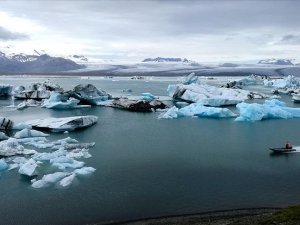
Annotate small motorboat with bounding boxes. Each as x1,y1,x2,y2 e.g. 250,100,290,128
269,147,296,153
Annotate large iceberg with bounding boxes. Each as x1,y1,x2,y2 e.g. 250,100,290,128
235,99,300,121
111,98,167,112
24,115,98,132
222,75,267,89
67,84,112,105
264,75,300,89
168,74,265,107
159,103,237,119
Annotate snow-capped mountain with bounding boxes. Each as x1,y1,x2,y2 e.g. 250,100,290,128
142,57,200,65
258,58,294,66
0,48,85,73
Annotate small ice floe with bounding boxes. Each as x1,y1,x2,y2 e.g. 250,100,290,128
31,172,70,188
0,138,37,157
50,156,84,170
0,132,9,140
59,173,76,187
0,159,8,171
159,104,237,119
14,128,49,139
24,115,98,132
17,99,39,110
18,159,38,176
235,99,300,122
141,92,157,101
74,167,96,176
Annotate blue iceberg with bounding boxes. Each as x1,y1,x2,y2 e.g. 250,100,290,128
159,103,237,119
235,99,300,121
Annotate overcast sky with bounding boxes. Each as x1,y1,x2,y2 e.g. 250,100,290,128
0,0,300,63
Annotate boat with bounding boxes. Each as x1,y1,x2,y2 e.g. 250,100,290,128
269,147,296,153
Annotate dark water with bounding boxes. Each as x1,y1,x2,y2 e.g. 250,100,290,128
1,77,300,225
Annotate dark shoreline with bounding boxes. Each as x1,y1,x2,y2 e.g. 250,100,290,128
90,205,300,225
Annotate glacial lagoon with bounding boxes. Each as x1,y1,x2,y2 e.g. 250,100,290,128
1,76,300,225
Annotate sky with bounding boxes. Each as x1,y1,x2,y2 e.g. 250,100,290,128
0,0,300,63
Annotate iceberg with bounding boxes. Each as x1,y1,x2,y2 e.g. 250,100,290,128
235,99,300,121
18,159,38,176
17,99,39,110
141,92,157,100
159,104,237,119
222,75,266,89
0,117,14,130
264,75,300,88
68,84,112,105
0,159,8,171
74,167,96,176
181,72,198,85
42,92,90,109
50,156,84,170
24,115,98,132
59,173,76,187
0,132,8,140
14,128,49,139
0,138,37,157
0,84,13,96
111,98,167,112
31,172,70,188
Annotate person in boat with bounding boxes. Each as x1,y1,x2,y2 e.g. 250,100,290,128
285,141,292,149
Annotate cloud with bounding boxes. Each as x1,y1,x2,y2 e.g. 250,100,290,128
277,34,300,45
0,26,28,41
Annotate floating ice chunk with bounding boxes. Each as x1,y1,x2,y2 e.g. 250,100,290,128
50,156,84,170
24,115,98,132
59,173,76,187
0,159,8,171
0,132,8,140
74,167,96,176
32,172,70,188
17,99,39,110
12,123,32,130
67,148,92,159
159,104,237,119
52,137,78,145
0,138,37,157
33,149,67,161
0,84,13,96
51,142,95,150
14,128,49,139
16,137,53,149
96,100,113,107
181,72,198,85
264,75,300,88
18,159,38,176
141,92,157,100
0,117,14,129
235,99,300,122
42,92,90,109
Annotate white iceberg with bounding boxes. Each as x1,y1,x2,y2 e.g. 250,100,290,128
0,132,8,140
50,156,84,170
264,75,300,88
181,72,198,85
14,128,49,139
0,159,8,171
59,173,76,187
74,167,96,175
31,172,70,188
18,159,38,176
235,99,300,122
159,104,237,119
141,92,157,100
24,115,98,132
0,138,37,157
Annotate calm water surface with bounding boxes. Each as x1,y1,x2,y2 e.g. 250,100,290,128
1,76,300,225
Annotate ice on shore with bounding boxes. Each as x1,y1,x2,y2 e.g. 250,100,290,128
18,159,38,176
235,99,300,121
24,115,98,132
14,128,49,139
159,104,237,119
